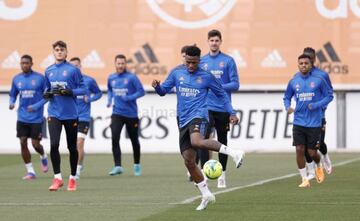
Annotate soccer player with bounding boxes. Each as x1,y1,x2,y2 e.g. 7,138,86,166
69,57,102,179
9,55,48,180
44,41,86,191
283,54,333,188
200,29,239,188
302,47,333,178
152,45,244,210
107,54,145,176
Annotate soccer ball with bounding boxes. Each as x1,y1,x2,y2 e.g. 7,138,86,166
203,159,223,180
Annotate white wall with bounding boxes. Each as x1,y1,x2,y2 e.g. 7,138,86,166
346,93,360,149
0,93,339,153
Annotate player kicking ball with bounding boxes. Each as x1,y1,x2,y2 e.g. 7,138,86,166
152,45,245,210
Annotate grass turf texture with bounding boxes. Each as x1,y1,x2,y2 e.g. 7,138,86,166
0,153,359,221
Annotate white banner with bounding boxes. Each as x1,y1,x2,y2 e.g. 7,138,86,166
346,93,360,149
0,93,339,153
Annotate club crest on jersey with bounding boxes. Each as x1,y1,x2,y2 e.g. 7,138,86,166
49,72,54,77
295,83,300,91
123,79,129,84
17,82,22,88
310,82,315,88
203,63,208,70
111,80,116,86
31,80,36,86
179,76,185,84
196,76,202,84
63,70,68,76
219,61,225,68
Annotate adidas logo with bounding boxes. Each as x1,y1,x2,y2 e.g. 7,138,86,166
40,54,55,69
229,49,246,68
261,49,287,68
127,43,167,75
82,50,105,68
316,42,348,74
1,51,20,69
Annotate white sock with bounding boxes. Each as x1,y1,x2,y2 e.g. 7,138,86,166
306,162,315,174
196,180,212,196
298,167,307,179
54,173,62,180
219,144,235,158
40,152,47,159
219,171,226,179
25,163,35,174
76,165,82,175
69,175,76,180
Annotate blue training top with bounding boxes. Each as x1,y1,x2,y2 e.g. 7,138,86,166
44,61,86,120
107,71,145,118
283,70,333,127
9,71,46,123
76,74,102,122
200,52,239,112
155,67,234,128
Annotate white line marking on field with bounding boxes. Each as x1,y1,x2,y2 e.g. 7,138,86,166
178,157,360,204
0,202,166,206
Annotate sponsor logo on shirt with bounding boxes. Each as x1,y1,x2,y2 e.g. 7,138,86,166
179,86,200,97
113,88,128,96
20,90,35,98
296,92,315,101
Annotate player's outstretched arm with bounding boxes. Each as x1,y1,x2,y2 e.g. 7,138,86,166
152,71,176,96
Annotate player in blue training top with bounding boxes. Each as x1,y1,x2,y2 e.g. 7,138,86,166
152,45,244,211
200,29,240,188
283,54,333,188
9,54,49,180
43,41,86,191
107,54,145,177
302,47,334,178
70,57,102,180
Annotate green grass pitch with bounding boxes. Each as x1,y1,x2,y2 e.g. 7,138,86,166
0,153,359,221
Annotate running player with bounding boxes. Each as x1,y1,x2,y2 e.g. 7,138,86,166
152,45,244,210
44,41,86,191
69,57,102,179
200,29,239,188
107,54,145,176
9,54,48,180
283,54,333,188
302,47,333,178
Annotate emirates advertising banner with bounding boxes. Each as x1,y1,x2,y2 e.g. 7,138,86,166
1,0,360,87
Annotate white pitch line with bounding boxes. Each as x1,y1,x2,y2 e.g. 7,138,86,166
178,157,360,204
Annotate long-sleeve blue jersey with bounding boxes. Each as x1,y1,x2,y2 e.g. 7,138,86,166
107,71,145,118
76,74,102,122
310,67,333,119
200,52,239,112
283,70,333,127
155,67,234,128
45,61,86,120
9,71,45,123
